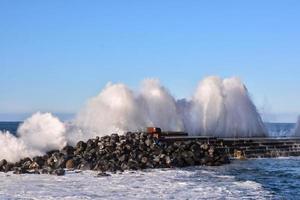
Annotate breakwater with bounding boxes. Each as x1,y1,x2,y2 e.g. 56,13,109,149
0,132,229,176
222,137,300,159
1,129,300,176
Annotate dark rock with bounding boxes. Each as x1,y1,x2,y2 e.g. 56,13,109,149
61,146,75,156
47,150,59,156
33,156,45,167
13,167,29,174
78,162,92,170
5,132,230,175
0,159,7,171
53,168,65,176
41,167,53,174
4,163,13,173
97,172,111,177
76,141,87,152
141,157,148,164
118,154,127,162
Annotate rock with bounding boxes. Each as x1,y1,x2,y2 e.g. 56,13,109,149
47,150,59,157
118,154,127,162
3,163,13,173
121,163,129,171
53,168,65,176
111,133,119,142
141,157,148,164
0,159,7,171
13,167,29,174
29,162,40,170
33,156,45,167
76,141,87,152
165,156,171,165
31,169,41,174
41,167,53,174
97,172,111,177
208,147,215,157
200,143,209,150
78,162,91,170
61,146,75,156
66,159,75,169
145,139,152,147
5,132,230,175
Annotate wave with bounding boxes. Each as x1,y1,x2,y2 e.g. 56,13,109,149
0,76,268,162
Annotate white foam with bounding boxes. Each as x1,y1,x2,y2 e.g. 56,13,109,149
182,76,266,137
18,112,67,152
0,131,38,162
0,112,67,162
0,168,272,199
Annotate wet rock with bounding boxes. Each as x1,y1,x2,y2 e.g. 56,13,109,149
13,167,29,174
53,168,65,176
4,132,230,175
97,172,111,177
66,159,75,169
0,159,7,171
29,162,40,170
78,161,92,170
76,141,87,153
61,146,75,156
33,156,45,167
41,167,53,174
141,157,148,164
145,139,152,147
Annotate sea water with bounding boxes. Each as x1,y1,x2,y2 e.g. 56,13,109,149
0,122,299,199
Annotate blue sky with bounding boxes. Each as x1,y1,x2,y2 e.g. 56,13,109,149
1,1,300,122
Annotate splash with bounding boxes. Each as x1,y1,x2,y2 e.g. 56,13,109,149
186,77,266,137
18,112,67,151
73,76,266,138
0,76,267,162
72,79,184,143
0,112,67,162
0,131,37,162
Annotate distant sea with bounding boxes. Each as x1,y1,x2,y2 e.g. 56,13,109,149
0,121,296,137
0,121,21,134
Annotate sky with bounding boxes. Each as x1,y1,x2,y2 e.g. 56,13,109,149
0,1,300,122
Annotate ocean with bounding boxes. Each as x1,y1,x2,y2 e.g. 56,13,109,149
0,122,299,199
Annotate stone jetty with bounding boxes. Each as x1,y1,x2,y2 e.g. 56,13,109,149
0,132,230,176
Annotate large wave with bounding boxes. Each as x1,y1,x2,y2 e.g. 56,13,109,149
0,112,67,162
0,76,268,162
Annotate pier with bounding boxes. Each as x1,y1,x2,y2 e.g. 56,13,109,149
147,128,300,159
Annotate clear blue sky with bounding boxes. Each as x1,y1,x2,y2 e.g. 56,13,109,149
1,1,300,122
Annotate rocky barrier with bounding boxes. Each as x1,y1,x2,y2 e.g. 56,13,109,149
0,132,230,176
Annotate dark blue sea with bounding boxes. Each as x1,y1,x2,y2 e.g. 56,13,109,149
0,122,299,199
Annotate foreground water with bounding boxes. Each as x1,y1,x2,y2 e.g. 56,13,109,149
0,158,299,199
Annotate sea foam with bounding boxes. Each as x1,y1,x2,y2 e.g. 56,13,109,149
0,112,67,162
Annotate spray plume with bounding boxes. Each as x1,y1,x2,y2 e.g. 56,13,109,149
0,76,267,162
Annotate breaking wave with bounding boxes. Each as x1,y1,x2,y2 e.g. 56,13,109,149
0,76,268,162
